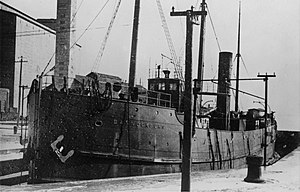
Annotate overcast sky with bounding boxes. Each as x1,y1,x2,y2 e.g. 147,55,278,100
2,0,300,131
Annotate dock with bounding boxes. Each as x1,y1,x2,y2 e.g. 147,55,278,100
1,146,299,191
0,121,28,185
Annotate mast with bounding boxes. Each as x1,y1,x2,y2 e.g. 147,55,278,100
197,0,207,108
235,1,241,112
193,0,207,133
128,0,141,90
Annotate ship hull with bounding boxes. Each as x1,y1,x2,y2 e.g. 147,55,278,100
25,89,276,183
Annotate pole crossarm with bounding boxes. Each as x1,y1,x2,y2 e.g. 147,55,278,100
170,6,206,17
195,77,266,82
257,73,276,79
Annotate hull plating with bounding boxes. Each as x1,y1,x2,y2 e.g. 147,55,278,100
26,90,276,182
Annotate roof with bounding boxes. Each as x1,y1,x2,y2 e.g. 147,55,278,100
0,1,55,34
74,72,122,85
86,72,122,82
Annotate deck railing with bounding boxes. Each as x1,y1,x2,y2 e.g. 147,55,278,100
40,75,172,108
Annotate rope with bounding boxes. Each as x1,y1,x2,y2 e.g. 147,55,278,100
206,4,221,52
233,53,250,77
92,0,122,72
241,55,250,76
71,0,111,50
71,0,85,23
41,0,111,76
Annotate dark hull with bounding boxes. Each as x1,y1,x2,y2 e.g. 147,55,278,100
26,89,276,183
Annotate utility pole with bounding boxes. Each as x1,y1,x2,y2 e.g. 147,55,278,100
15,56,28,129
171,6,206,192
257,72,276,167
20,85,29,144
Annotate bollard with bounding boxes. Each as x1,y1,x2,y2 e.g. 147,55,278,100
244,155,264,183
13,125,18,134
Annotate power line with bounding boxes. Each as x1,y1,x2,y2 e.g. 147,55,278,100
6,24,129,38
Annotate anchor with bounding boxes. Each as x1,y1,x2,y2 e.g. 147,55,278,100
50,135,74,163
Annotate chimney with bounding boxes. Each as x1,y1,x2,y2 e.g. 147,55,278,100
163,70,170,78
54,0,77,90
216,51,233,130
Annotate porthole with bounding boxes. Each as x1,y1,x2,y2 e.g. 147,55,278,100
95,120,103,127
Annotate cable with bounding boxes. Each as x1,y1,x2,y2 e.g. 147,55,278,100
206,4,221,52
241,55,250,76
71,0,85,23
70,0,111,50
92,0,122,72
41,0,112,76
211,81,264,100
233,54,250,77
10,25,130,38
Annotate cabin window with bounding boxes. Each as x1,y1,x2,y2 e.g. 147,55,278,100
158,83,165,90
149,83,155,90
255,120,260,129
170,83,177,90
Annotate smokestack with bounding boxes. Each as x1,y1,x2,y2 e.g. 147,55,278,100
54,0,77,90
163,70,170,78
216,51,233,130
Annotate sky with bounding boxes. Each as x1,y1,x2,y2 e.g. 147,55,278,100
2,0,300,131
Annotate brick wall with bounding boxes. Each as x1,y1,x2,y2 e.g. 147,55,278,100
54,0,77,90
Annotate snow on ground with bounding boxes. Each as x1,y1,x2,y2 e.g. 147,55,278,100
1,147,299,192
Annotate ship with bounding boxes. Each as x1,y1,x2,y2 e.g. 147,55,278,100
24,0,277,183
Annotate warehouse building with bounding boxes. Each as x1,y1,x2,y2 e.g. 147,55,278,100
0,1,56,112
